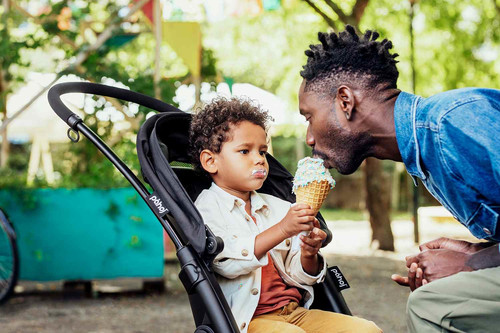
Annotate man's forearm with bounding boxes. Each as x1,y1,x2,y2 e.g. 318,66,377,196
467,243,500,270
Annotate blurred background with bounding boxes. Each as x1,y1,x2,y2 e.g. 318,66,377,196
0,0,498,332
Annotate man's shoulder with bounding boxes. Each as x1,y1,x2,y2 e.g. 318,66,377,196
418,88,500,125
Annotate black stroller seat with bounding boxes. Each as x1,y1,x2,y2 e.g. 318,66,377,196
48,82,350,333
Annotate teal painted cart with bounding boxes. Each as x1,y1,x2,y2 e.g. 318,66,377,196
0,188,163,289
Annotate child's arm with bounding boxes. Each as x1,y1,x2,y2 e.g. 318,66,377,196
254,203,316,259
299,218,327,275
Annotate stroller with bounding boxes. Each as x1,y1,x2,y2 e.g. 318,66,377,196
48,82,351,333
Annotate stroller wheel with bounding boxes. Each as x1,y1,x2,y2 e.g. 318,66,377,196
194,325,215,333
0,209,19,304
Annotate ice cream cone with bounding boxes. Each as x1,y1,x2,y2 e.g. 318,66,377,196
294,180,331,213
292,157,336,213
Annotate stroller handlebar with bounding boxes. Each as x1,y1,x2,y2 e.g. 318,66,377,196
48,82,179,127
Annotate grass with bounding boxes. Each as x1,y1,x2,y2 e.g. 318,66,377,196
320,208,412,221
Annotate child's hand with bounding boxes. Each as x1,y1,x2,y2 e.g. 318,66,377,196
300,218,327,258
278,203,316,238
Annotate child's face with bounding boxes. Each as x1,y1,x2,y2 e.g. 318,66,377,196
211,121,269,196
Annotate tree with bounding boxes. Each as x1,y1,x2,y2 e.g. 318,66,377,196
0,0,185,187
0,1,42,167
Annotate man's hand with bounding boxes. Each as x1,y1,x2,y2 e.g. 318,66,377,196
391,263,427,291
278,204,316,238
392,248,473,291
404,237,481,270
300,218,327,275
418,237,481,254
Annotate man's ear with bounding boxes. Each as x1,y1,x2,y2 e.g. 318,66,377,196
200,149,218,175
336,85,355,121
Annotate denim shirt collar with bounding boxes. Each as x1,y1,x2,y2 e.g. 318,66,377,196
394,91,426,184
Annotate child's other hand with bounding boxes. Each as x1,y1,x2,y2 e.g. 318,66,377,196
278,203,316,238
300,218,327,258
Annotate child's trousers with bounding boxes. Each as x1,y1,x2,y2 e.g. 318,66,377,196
248,302,382,333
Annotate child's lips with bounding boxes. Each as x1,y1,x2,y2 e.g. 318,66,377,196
252,169,267,178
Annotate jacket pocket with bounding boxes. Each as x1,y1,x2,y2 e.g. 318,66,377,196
467,204,500,241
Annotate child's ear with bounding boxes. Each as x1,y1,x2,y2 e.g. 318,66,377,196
200,149,217,174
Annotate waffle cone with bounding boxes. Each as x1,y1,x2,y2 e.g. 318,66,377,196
295,180,331,213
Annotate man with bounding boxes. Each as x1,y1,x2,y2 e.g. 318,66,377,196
298,25,500,332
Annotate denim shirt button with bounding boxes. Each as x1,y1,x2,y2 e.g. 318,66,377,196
483,227,492,235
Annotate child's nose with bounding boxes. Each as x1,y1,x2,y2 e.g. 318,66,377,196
255,152,265,164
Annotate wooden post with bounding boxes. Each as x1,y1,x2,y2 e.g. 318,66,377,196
0,0,10,168
153,0,162,99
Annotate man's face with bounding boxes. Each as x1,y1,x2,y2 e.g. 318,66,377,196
298,80,372,175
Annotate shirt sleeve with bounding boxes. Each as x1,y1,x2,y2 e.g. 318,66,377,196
285,236,327,285
195,192,268,279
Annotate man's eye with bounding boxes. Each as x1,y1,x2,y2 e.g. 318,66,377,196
239,149,249,154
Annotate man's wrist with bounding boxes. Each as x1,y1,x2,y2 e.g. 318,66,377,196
470,241,496,253
466,244,500,270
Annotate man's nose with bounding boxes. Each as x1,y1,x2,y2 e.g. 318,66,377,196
306,126,315,147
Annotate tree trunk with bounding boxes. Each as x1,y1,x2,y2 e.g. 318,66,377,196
365,158,394,251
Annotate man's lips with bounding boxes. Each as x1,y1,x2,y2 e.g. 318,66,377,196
313,154,333,169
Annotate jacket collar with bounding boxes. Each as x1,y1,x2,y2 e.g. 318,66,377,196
394,91,426,183
209,182,269,214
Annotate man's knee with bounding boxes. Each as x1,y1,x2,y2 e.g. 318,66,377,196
406,285,444,332
407,286,426,315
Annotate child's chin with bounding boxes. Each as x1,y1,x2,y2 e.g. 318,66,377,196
249,180,266,191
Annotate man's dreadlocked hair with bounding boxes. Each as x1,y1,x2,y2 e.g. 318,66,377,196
301,25,399,96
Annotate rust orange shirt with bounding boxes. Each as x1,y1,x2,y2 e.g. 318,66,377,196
254,252,302,316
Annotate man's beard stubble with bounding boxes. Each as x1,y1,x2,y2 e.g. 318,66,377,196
313,127,373,175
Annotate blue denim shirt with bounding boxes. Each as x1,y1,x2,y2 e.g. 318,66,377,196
394,88,500,242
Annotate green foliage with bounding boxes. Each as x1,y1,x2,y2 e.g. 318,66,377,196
203,2,328,107
271,135,310,174
360,0,500,95
2,0,499,192
320,208,411,221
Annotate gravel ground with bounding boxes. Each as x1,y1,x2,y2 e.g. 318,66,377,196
0,255,409,333
1,219,474,333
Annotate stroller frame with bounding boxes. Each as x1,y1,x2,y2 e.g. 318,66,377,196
48,82,350,333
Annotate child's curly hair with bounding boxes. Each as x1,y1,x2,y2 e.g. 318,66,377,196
189,97,272,174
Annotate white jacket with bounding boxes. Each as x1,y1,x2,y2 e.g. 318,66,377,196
195,183,327,333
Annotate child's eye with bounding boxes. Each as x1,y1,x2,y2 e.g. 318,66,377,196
239,149,249,154
260,151,268,156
